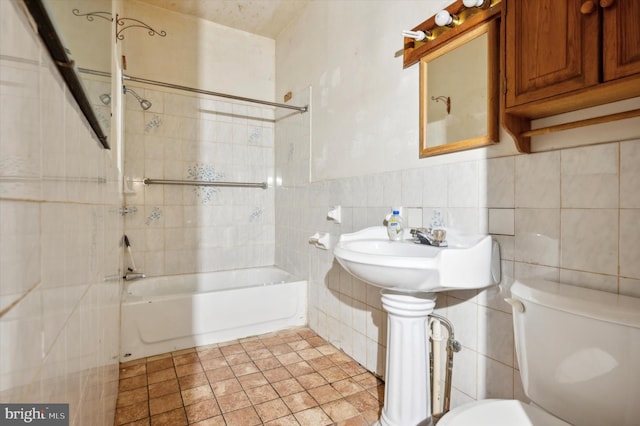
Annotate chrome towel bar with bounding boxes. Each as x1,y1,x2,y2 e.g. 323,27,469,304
143,178,267,189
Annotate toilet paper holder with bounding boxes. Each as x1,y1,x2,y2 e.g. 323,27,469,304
309,232,330,250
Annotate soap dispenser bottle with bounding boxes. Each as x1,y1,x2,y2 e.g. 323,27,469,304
387,210,404,241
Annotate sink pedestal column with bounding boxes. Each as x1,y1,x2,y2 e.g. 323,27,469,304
377,290,436,426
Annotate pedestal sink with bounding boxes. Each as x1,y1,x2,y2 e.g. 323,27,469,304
334,226,500,426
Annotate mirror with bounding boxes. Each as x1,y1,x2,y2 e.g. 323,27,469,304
24,0,111,148
419,19,499,157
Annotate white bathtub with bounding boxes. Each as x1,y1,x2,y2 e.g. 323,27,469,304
120,266,307,361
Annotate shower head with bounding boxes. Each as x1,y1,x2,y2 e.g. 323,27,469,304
124,86,152,110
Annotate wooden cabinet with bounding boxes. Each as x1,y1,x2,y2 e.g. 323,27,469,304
503,0,640,152
506,0,599,107
602,0,640,80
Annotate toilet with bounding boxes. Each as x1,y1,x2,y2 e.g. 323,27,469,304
438,278,640,426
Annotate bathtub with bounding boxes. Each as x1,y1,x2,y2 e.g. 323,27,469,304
120,266,307,361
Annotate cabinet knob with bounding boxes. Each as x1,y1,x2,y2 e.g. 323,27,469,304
600,0,615,8
580,0,596,14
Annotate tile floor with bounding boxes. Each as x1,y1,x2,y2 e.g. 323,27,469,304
114,327,385,425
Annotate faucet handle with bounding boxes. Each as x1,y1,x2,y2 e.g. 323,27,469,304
431,228,447,243
410,228,428,237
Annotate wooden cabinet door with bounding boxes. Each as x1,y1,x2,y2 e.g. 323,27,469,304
602,0,640,81
506,0,600,107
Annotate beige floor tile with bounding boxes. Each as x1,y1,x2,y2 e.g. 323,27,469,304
263,367,292,384
148,378,180,399
245,384,279,405
271,378,304,397
150,407,187,426
147,367,177,385
114,400,149,425
185,399,221,424
181,384,214,406
176,362,204,377
210,377,243,397
116,386,148,408
293,407,332,426
178,372,209,391
223,406,262,426
281,391,318,413
119,375,148,392
119,363,147,379
217,390,252,413
114,327,385,426
322,399,360,422
254,398,291,423
146,357,174,373
149,392,183,416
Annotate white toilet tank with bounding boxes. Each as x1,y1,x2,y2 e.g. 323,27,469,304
511,279,640,426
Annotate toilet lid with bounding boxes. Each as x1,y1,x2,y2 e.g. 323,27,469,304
437,399,572,426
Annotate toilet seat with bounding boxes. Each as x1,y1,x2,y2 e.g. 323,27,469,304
437,399,572,426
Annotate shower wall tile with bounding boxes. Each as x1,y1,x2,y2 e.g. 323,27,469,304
0,1,120,420
124,86,276,277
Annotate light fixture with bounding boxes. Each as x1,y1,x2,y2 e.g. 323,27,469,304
123,86,152,110
402,29,433,41
99,93,111,105
435,10,458,27
463,0,487,7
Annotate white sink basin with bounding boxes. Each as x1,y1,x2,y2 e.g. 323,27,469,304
334,226,499,293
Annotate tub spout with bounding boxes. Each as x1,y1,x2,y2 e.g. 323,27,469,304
124,272,146,281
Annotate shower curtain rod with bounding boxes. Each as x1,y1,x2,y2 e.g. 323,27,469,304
123,75,308,113
77,68,308,112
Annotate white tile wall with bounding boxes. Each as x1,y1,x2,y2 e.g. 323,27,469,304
123,87,276,276
0,1,120,423
275,94,640,405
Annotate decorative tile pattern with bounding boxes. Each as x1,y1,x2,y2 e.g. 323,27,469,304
145,207,162,226
186,163,224,204
115,327,384,425
250,207,264,222
145,114,162,133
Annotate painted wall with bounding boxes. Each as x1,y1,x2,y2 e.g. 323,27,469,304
121,0,275,101
120,1,277,276
0,1,121,424
275,0,640,410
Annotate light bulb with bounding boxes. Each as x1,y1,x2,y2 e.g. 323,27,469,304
435,10,454,27
463,0,486,7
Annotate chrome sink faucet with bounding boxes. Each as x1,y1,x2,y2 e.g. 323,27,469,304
410,228,448,247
